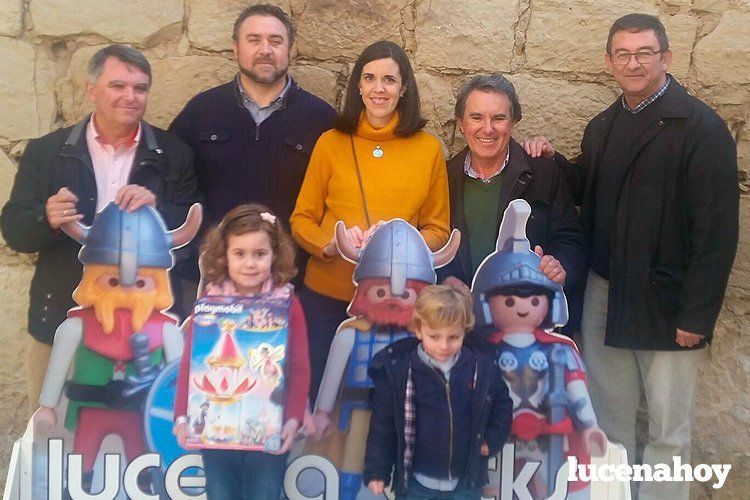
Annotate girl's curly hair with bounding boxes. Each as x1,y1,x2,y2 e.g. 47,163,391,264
200,204,296,287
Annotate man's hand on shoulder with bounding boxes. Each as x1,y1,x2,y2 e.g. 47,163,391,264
522,136,556,160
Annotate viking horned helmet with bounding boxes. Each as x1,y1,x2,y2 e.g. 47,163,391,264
335,219,460,295
62,202,203,287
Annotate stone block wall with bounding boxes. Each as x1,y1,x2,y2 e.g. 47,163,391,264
0,1,747,497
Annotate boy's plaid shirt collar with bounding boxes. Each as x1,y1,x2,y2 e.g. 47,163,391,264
403,364,416,485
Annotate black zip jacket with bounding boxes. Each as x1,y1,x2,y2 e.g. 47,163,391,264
554,77,739,349
1,116,202,343
439,138,586,333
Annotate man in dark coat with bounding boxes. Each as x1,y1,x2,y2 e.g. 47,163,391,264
523,14,738,499
0,45,202,416
169,4,335,226
168,4,335,276
438,74,585,333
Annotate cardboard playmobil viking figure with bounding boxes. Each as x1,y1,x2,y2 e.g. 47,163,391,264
311,219,459,500
471,200,605,499
34,201,202,493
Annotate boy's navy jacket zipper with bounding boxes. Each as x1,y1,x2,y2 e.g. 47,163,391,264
445,377,454,480
429,366,455,481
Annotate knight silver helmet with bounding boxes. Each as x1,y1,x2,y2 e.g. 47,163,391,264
61,202,202,287
335,219,461,296
471,199,568,330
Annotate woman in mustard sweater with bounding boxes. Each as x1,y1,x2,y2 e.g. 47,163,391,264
290,40,450,403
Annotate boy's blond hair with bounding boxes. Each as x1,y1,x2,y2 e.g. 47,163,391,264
411,285,475,332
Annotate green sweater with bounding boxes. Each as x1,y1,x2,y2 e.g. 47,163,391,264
463,175,503,276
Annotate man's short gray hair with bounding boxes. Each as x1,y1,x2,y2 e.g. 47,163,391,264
607,13,669,54
454,74,522,123
87,45,152,85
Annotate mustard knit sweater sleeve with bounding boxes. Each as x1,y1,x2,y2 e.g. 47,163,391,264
290,118,450,302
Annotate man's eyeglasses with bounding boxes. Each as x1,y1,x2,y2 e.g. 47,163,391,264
610,50,663,65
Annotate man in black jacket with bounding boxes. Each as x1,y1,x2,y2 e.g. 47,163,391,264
168,4,334,290
169,4,334,227
1,45,201,416
438,74,585,333
523,14,738,499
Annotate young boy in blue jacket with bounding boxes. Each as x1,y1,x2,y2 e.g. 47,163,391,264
364,285,512,499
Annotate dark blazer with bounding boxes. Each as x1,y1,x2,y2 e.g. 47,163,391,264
555,77,739,349
1,116,202,343
439,139,586,332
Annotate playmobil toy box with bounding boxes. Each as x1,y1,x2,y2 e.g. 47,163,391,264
185,292,291,451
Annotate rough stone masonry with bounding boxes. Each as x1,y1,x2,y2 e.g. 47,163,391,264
0,1,747,497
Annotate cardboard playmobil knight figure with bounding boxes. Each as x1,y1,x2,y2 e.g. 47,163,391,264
34,201,201,494
472,199,606,499
311,219,459,500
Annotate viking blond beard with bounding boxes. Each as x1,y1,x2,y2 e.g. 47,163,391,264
73,265,172,334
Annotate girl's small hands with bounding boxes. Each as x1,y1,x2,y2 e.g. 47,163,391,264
311,411,333,440
271,418,300,454
173,421,188,448
301,409,316,438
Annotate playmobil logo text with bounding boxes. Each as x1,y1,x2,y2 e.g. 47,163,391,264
193,302,244,315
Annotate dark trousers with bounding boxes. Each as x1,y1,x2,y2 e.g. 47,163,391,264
297,286,350,405
201,449,288,500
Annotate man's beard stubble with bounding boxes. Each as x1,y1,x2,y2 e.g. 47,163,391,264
240,64,287,86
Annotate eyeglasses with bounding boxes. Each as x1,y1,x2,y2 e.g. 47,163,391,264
610,50,663,65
